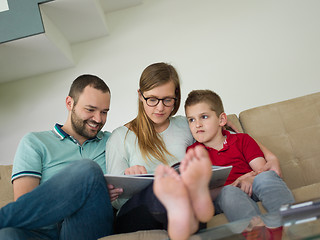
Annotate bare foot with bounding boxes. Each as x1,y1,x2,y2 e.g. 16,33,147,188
180,145,214,222
153,165,198,240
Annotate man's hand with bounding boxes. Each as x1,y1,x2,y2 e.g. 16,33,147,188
261,157,282,177
124,165,147,175
107,184,123,202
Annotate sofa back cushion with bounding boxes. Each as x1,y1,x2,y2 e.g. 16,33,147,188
239,92,320,191
0,165,14,207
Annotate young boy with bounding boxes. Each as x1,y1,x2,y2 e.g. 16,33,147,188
184,89,295,226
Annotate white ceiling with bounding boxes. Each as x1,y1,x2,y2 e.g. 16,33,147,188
0,0,142,84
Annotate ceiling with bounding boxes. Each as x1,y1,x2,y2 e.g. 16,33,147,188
0,0,142,84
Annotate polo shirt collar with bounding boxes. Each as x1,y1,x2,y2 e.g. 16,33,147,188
197,130,238,152
52,123,103,141
221,130,237,147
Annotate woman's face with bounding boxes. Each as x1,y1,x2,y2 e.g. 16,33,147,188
139,81,176,132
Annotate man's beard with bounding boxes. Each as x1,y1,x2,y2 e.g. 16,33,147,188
71,108,102,139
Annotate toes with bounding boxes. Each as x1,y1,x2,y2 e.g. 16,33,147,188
194,145,209,159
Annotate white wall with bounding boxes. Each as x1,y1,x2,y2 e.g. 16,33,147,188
1,0,319,165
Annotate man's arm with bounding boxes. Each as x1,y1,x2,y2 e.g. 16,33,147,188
227,121,282,177
225,120,282,176
255,141,282,177
13,177,40,201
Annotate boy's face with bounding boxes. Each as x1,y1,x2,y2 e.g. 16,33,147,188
186,102,226,147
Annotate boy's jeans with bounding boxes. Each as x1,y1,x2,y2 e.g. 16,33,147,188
0,159,114,240
215,170,295,227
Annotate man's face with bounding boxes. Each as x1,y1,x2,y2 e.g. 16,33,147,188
71,86,110,140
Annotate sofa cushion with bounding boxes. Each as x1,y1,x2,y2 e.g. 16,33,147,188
292,183,320,203
0,165,14,208
239,92,320,193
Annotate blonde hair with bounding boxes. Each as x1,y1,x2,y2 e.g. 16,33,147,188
184,89,224,117
128,62,181,164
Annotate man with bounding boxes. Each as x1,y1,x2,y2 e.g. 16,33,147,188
0,74,120,240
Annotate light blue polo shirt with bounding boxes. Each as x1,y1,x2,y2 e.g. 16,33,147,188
12,124,111,183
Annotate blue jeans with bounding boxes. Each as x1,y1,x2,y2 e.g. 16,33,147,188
115,183,206,233
214,171,295,227
115,183,167,233
0,159,114,240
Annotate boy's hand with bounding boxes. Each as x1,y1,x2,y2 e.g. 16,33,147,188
231,171,257,196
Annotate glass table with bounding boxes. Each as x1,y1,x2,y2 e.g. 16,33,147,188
192,200,320,240
192,217,320,240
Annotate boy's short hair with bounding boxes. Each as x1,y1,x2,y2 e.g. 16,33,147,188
184,90,224,117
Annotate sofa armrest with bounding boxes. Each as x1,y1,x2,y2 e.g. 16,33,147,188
0,165,14,207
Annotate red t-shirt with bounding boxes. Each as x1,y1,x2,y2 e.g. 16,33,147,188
187,130,264,185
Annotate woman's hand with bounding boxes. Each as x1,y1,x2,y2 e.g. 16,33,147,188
124,165,147,175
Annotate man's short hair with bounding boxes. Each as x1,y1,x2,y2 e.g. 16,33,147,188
68,74,110,105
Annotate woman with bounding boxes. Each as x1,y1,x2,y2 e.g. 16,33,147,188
106,62,282,233
106,62,195,233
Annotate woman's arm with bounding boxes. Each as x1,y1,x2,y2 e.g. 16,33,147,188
105,128,129,202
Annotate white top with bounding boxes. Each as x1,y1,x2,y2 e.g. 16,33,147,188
105,115,194,209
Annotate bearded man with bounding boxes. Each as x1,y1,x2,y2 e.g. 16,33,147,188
0,75,120,240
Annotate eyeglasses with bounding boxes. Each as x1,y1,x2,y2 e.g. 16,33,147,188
139,90,177,107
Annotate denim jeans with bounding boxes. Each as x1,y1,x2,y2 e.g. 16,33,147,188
0,159,114,240
214,171,295,227
115,183,206,233
115,183,166,233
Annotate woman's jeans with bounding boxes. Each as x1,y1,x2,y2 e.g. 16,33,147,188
115,183,207,233
214,171,295,227
0,159,114,240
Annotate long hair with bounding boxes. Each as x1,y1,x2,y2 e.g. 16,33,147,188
128,63,181,164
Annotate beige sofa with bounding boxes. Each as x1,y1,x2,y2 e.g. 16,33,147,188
1,92,320,239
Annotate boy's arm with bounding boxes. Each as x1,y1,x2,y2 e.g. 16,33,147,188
232,157,266,196
249,156,267,173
